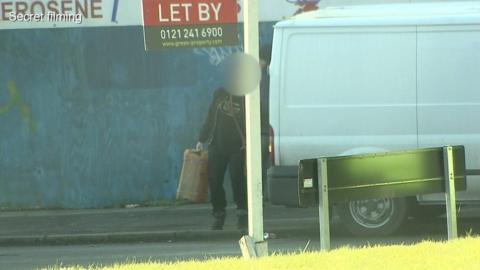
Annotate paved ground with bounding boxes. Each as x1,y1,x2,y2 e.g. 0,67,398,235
0,204,479,269
0,204,319,245
2,217,480,270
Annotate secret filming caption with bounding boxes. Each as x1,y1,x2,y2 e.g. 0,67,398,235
8,12,83,24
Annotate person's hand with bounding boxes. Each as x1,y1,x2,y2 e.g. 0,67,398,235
196,142,204,151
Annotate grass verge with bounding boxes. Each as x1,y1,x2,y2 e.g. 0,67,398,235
45,237,480,270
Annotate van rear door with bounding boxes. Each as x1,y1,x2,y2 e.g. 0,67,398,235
417,25,480,202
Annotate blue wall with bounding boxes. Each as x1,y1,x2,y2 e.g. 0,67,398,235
0,23,274,209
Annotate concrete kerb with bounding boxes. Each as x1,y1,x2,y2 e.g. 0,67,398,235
0,225,318,247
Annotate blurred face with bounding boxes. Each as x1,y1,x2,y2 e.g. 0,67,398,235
223,53,261,96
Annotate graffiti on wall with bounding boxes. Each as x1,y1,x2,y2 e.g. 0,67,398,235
193,46,243,66
0,80,36,133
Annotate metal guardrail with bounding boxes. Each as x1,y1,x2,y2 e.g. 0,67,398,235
298,145,466,251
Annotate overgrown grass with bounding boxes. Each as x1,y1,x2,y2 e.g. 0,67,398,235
44,237,480,270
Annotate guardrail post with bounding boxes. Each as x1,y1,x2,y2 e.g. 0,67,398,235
443,145,458,240
317,158,330,251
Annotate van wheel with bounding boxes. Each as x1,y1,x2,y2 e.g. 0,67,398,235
336,197,408,236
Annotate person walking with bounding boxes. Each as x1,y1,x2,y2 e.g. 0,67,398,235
197,87,247,231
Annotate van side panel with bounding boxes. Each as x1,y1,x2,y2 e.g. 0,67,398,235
417,25,480,202
278,27,417,165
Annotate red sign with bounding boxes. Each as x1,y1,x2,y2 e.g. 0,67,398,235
142,0,238,49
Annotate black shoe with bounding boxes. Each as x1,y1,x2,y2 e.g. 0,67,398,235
236,209,248,230
211,211,226,230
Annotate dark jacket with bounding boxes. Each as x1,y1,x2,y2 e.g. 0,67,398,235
199,89,246,150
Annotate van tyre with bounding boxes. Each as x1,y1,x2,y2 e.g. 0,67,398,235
336,197,408,236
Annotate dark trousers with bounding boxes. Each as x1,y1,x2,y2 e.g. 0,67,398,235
208,146,247,213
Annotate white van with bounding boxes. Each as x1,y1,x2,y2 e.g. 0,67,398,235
268,2,480,236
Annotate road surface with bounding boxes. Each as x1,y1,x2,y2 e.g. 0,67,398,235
2,215,479,270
